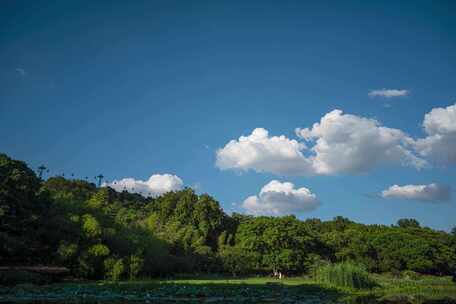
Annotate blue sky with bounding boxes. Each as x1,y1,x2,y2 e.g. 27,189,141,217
1,0,455,230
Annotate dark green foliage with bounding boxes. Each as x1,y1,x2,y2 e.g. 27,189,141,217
0,153,50,265
219,245,255,276
230,215,327,275
397,218,420,229
145,189,230,272
42,183,170,279
1,152,455,282
319,220,455,275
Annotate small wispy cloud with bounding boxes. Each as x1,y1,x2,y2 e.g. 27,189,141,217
15,68,27,77
192,182,202,191
383,103,392,108
368,89,409,98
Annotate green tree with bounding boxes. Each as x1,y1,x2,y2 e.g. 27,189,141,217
397,218,420,229
0,153,49,264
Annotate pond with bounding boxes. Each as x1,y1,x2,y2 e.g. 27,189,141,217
1,279,455,304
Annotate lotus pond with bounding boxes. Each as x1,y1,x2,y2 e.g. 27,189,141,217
1,276,455,304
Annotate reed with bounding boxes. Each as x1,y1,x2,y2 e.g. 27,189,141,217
315,262,375,289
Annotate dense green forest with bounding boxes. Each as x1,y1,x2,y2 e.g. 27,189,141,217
1,152,455,281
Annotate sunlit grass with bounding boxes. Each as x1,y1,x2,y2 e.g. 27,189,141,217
372,274,456,299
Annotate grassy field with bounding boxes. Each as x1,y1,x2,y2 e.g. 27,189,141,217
0,275,455,303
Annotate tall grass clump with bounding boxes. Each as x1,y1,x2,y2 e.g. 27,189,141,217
315,262,376,289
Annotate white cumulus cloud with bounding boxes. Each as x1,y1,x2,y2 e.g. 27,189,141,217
296,109,426,174
104,174,183,197
368,89,409,98
215,128,314,175
381,183,451,202
414,103,456,165
216,110,426,176
243,180,320,215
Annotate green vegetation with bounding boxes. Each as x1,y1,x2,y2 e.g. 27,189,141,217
1,276,455,303
1,152,456,302
315,262,376,289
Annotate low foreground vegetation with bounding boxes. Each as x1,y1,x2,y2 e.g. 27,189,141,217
1,275,455,303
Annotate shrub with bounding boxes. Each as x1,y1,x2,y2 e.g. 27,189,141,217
112,259,125,281
82,214,102,238
75,254,95,278
88,244,110,257
57,241,78,262
128,255,144,280
104,258,116,279
305,254,328,278
219,246,254,276
105,258,125,281
315,262,376,289
401,270,421,280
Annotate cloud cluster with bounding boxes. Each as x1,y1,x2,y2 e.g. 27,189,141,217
368,89,409,98
216,110,426,176
217,104,456,176
381,183,451,202
243,180,320,215
414,103,456,165
215,103,455,215
104,174,183,197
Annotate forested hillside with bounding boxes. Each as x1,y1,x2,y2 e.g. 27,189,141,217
1,153,455,280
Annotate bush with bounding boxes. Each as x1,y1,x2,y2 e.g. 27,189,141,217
57,241,78,262
306,254,328,278
315,262,376,289
88,244,110,257
104,258,125,281
128,255,144,280
219,246,254,276
401,270,421,280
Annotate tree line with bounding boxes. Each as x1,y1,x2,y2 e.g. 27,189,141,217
1,153,455,280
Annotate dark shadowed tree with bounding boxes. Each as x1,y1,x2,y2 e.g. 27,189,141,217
397,218,420,229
